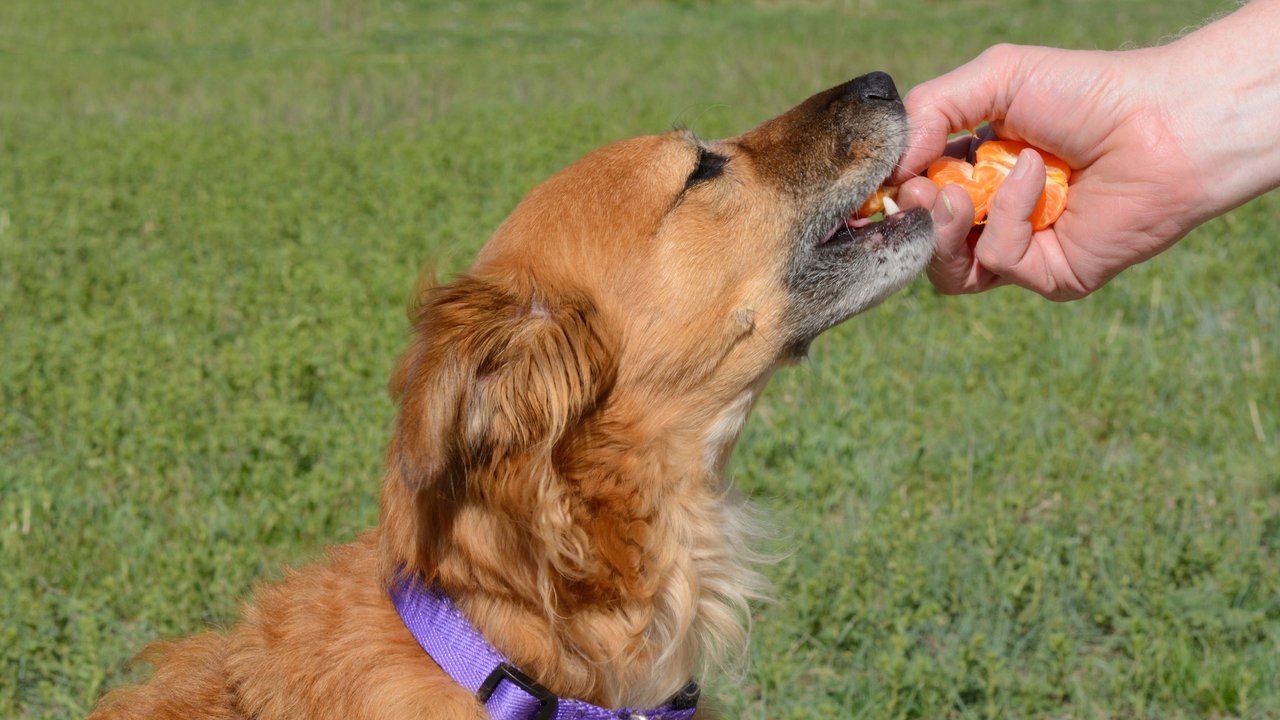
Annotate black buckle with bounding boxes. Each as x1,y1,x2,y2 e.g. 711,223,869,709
476,662,558,720
670,679,701,710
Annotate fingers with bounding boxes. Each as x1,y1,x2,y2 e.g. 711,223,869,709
970,149,1090,300
925,185,980,294
900,176,974,238
899,177,999,295
903,146,1088,300
973,149,1045,278
889,44,1029,185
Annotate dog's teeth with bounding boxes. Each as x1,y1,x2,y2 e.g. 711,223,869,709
882,195,900,216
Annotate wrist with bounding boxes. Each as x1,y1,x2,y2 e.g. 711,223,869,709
1150,1,1280,219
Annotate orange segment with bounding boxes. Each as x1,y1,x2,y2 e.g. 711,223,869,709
856,188,886,217
1031,179,1068,231
928,140,1071,231
977,140,1071,180
855,187,898,218
927,156,995,223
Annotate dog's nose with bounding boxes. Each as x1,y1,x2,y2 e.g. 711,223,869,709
851,71,900,103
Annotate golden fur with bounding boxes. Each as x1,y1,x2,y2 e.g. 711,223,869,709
90,74,933,719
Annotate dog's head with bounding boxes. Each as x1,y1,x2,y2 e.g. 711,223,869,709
379,72,932,701
477,70,930,360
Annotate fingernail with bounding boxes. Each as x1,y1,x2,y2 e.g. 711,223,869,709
1009,149,1035,180
934,189,954,225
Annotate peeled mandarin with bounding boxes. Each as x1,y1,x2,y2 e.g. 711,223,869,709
928,140,1071,231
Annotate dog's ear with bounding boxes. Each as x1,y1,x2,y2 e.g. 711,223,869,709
388,274,615,495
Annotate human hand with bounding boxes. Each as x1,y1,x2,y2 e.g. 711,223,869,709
891,44,1205,300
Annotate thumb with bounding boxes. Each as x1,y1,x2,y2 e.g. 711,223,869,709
890,44,1029,185
973,148,1045,279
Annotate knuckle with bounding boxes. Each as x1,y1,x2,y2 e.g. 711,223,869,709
902,85,924,108
980,43,1020,66
973,244,1008,274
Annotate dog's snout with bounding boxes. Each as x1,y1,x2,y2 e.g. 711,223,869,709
851,71,900,104
735,72,909,197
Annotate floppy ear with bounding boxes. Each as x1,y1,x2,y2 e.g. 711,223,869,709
388,273,615,496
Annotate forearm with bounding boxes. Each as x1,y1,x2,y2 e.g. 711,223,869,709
1152,0,1280,219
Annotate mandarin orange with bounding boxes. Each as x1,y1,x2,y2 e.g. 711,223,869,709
927,140,1071,230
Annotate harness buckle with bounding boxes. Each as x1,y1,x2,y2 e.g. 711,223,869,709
670,679,701,710
476,662,558,720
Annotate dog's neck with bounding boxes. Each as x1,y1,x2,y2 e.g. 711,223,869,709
377,387,770,708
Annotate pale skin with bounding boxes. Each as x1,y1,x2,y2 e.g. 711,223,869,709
890,0,1280,301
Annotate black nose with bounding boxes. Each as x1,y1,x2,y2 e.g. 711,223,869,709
851,71,900,103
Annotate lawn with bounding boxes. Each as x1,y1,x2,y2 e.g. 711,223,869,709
2,1,1277,718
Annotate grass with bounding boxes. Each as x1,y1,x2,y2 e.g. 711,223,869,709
2,0,1277,717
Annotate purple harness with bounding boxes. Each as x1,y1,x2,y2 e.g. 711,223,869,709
390,577,701,720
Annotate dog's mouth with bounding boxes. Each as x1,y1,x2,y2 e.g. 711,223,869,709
801,135,918,254
780,142,935,346
816,186,919,250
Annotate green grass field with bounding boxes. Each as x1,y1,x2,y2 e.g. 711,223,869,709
3,1,1278,717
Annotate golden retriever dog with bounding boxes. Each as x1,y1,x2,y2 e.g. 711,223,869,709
89,71,933,719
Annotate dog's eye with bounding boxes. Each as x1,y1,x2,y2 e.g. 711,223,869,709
685,147,728,189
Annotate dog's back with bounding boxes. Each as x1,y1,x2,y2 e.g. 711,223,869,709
91,633,238,720
90,535,486,720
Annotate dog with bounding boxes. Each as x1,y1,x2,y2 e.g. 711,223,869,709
89,71,934,719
